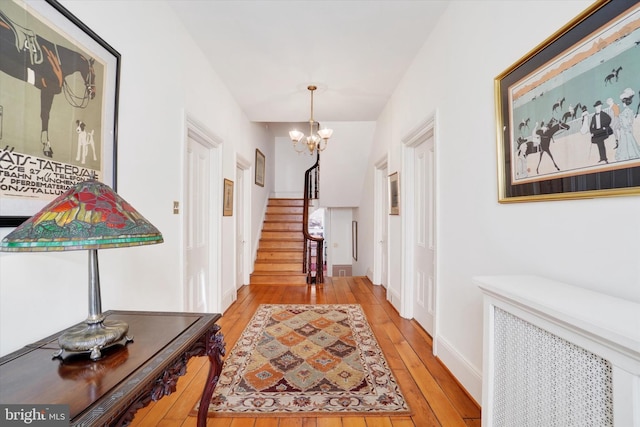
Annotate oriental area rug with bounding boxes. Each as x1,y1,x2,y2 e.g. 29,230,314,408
193,304,410,416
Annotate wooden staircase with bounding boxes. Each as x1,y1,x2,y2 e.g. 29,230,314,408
250,198,308,285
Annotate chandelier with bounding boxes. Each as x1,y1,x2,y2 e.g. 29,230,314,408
289,85,333,154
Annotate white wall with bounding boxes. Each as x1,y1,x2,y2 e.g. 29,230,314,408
0,0,272,356
274,136,316,198
273,121,375,204
319,121,376,207
357,0,640,403
327,208,354,269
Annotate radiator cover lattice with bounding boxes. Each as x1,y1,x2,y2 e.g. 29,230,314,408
493,307,614,426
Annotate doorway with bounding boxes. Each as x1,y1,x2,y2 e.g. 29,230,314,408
236,156,251,291
401,114,437,342
373,157,389,288
183,116,222,313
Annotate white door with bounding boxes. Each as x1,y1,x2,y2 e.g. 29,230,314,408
374,161,389,288
186,135,211,312
235,165,245,290
413,136,435,334
379,166,389,289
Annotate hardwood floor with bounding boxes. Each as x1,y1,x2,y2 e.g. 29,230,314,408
129,277,481,426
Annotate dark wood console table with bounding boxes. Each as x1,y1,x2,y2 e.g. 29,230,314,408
0,310,224,427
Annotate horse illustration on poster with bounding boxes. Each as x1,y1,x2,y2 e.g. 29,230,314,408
0,9,96,158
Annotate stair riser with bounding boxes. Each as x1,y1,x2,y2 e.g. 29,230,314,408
267,206,304,215
268,199,304,207
250,274,308,285
257,253,304,261
263,223,302,231
254,263,302,272
265,214,303,222
259,242,304,250
261,231,302,240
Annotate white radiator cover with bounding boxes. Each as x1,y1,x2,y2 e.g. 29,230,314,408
476,275,640,427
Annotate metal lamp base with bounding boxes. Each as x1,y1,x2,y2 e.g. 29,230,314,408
54,319,133,360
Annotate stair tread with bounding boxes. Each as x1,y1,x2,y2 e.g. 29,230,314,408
255,259,301,263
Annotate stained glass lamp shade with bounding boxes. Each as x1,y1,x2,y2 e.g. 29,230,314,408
0,178,163,360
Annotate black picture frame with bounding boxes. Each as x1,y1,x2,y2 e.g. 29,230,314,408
496,0,640,202
0,0,120,226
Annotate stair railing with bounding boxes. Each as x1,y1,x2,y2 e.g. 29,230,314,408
302,152,323,284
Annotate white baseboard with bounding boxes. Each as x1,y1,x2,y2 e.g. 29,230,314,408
435,335,482,406
366,268,375,283
222,288,236,313
388,287,402,313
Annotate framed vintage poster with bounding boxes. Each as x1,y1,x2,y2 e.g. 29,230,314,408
223,178,234,216
0,0,120,225
255,148,265,187
496,0,640,202
389,172,400,215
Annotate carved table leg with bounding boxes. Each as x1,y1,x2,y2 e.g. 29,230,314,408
197,325,225,427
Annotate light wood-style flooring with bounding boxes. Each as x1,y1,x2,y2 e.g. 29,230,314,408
129,277,481,426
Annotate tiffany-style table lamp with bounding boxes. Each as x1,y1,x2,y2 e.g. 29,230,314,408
0,178,163,360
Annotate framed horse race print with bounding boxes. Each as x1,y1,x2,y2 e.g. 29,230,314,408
496,0,640,202
0,0,120,226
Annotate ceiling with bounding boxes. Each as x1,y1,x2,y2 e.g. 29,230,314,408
167,1,449,127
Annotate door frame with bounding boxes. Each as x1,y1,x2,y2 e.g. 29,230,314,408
373,155,388,287
236,154,252,289
401,111,439,353
182,113,223,313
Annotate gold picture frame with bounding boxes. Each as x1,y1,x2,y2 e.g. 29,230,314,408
223,178,234,216
495,0,640,202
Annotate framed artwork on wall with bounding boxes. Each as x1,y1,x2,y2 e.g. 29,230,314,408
255,149,265,187
495,0,640,202
0,0,120,226
223,178,234,216
388,172,400,215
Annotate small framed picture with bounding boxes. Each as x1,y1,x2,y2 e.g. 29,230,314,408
255,149,265,187
388,172,400,215
223,178,234,216
352,220,358,261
